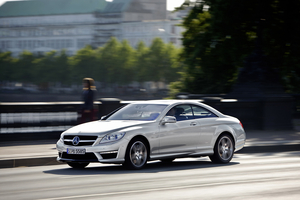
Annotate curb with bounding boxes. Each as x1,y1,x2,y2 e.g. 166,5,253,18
237,143,300,154
0,157,61,168
1,143,299,169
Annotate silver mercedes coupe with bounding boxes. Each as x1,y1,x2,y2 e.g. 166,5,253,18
56,100,246,169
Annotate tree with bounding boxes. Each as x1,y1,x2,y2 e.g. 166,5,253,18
14,51,36,83
32,50,71,86
69,45,98,83
1,37,184,92
162,43,183,83
32,51,57,85
135,41,150,84
0,52,16,81
175,0,300,94
98,37,121,85
54,50,71,85
117,40,136,84
145,38,166,83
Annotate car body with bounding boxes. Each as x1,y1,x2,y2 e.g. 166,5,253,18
56,100,246,169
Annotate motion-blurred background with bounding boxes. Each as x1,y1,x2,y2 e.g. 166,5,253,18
1,0,300,136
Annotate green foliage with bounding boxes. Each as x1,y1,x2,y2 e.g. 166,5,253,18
0,37,184,89
32,50,71,85
136,38,183,84
69,45,98,83
176,0,300,94
135,41,149,83
0,51,16,81
14,51,36,83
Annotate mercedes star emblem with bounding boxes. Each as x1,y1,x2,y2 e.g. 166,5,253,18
72,136,80,146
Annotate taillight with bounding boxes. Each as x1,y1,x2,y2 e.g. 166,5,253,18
239,122,244,129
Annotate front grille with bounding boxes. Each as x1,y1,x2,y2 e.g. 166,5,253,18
64,135,97,140
64,141,94,146
63,135,98,146
61,152,98,161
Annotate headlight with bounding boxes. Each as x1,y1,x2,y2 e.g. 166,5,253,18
100,132,126,144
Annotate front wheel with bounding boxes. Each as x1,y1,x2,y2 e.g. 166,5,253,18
67,162,89,169
123,138,148,170
209,134,234,164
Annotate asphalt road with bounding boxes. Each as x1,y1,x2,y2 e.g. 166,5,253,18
1,152,300,200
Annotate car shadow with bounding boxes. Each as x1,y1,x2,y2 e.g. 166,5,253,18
43,159,240,175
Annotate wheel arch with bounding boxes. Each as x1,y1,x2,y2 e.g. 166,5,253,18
214,124,237,147
217,131,235,146
126,135,151,160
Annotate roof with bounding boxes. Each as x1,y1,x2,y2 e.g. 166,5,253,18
128,99,204,105
127,99,223,116
0,0,132,17
102,0,132,13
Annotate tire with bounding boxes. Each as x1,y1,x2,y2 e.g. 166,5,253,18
123,138,148,170
160,158,175,163
67,162,89,169
209,134,234,164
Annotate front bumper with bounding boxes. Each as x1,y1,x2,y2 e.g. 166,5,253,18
56,139,128,164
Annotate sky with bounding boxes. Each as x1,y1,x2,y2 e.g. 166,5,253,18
0,0,186,10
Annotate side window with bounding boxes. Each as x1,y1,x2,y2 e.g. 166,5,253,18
191,105,218,119
167,105,194,121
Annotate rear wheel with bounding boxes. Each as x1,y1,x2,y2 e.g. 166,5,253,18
67,162,89,169
209,134,234,164
123,138,148,170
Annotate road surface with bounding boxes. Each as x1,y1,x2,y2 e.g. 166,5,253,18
1,151,300,200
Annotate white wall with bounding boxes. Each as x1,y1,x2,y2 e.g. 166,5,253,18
0,14,95,55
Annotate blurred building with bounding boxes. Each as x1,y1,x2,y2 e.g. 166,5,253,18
121,19,183,47
0,0,184,56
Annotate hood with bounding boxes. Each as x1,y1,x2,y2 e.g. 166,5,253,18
63,120,154,136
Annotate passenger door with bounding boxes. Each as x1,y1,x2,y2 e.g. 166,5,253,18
191,105,219,151
159,104,199,154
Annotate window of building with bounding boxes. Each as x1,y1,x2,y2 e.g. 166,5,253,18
28,40,32,49
29,30,35,36
77,38,90,48
22,40,26,49
67,39,73,48
0,30,9,37
40,40,44,47
0,41,5,49
35,29,41,36
51,40,55,48
46,40,51,48
171,25,176,34
35,40,39,48
170,38,177,45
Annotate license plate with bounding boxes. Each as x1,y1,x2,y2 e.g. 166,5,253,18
67,148,86,155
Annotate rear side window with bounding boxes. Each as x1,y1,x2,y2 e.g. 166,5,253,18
191,105,218,119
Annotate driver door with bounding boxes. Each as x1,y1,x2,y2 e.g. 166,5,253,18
158,104,199,154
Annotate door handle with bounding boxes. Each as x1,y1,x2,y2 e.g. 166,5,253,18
190,122,197,126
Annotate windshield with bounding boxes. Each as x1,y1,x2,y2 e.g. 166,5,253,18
106,104,168,121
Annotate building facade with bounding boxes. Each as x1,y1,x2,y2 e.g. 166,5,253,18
121,20,184,47
0,0,184,56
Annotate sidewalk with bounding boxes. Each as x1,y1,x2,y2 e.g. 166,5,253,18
0,130,299,168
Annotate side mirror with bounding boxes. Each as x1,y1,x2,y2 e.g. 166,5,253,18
100,116,106,120
161,116,176,125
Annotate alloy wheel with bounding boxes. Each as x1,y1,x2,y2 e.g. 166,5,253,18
129,141,147,168
218,136,233,161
